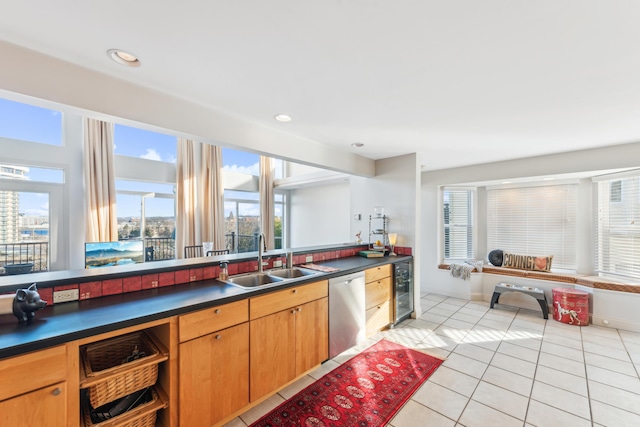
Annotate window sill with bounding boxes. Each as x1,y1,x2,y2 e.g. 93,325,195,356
438,264,640,294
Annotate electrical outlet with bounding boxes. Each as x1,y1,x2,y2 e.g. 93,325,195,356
53,289,79,303
273,260,283,268
306,255,313,262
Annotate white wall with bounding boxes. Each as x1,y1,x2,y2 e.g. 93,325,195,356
288,182,351,247
351,154,422,315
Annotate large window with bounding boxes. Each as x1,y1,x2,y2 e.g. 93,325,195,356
595,174,640,280
443,189,474,261
487,184,577,271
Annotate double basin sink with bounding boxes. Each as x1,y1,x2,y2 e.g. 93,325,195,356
221,267,321,289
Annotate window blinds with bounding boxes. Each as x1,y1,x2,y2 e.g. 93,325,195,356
595,175,640,280
443,189,474,261
487,184,577,270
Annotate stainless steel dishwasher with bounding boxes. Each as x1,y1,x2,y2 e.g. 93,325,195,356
329,271,366,358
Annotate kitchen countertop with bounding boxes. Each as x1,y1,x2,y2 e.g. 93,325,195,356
0,255,411,359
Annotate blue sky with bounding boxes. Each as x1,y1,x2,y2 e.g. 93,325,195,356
1,97,265,217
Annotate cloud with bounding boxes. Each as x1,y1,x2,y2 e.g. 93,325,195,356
140,148,162,161
223,162,260,175
166,154,177,164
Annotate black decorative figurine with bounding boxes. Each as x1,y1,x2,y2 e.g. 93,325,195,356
13,283,47,323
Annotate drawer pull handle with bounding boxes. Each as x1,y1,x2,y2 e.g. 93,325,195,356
292,289,297,293
52,388,61,396
215,309,221,314
291,309,296,314
216,334,222,340
297,307,302,312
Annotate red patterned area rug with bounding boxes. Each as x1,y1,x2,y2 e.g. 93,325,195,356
249,339,444,427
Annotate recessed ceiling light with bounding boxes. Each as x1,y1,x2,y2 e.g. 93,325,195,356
351,142,364,148
107,49,141,67
274,114,292,122
502,181,512,184
542,177,555,181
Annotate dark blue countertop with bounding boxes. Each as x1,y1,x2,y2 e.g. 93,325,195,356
0,255,411,359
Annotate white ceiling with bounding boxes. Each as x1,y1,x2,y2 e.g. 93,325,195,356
1,0,640,171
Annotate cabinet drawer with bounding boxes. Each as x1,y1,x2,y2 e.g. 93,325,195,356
250,280,328,320
365,264,392,283
0,345,67,402
365,277,391,309
179,299,249,342
366,300,392,337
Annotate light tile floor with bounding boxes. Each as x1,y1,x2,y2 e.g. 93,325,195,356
225,293,640,427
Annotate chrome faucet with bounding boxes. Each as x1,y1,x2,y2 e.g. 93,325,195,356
258,232,267,273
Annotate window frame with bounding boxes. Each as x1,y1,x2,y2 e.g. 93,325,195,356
441,187,476,263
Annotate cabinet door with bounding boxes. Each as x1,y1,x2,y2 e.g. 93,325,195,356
366,300,393,337
0,382,66,427
180,323,249,426
365,277,392,309
250,309,296,402
295,297,329,375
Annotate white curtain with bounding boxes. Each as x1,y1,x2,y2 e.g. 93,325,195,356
176,138,199,258
176,139,226,258
259,156,275,249
84,118,117,242
201,144,225,251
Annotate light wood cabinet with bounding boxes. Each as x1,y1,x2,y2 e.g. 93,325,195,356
179,323,249,426
0,345,69,427
179,300,249,427
365,265,393,336
249,281,328,402
0,382,67,427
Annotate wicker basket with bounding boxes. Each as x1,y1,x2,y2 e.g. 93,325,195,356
82,387,165,427
82,331,161,408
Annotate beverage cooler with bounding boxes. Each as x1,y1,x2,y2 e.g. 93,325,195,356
394,259,414,323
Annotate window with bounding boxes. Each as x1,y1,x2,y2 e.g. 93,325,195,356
610,180,622,203
0,98,62,145
595,174,640,280
443,189,474,261
114,124,177,163
224,190,260,253
115,180,175,261
487,184,577,271
113,124,177,261
274,192,285,249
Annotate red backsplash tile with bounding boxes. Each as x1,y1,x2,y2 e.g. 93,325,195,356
238,262,249,274
203,265,216,280
123,276,141,293
248,261,258,272
102,278,123,296
228,263,239,275
189,268,203,282
141,273,159,290
175,269,190,285
79,281,102,300
38,287,53,304
159,272,175,287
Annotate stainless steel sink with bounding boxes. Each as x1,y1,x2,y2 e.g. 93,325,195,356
222,267,321,289
267,267,320,279
224,273,284,289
